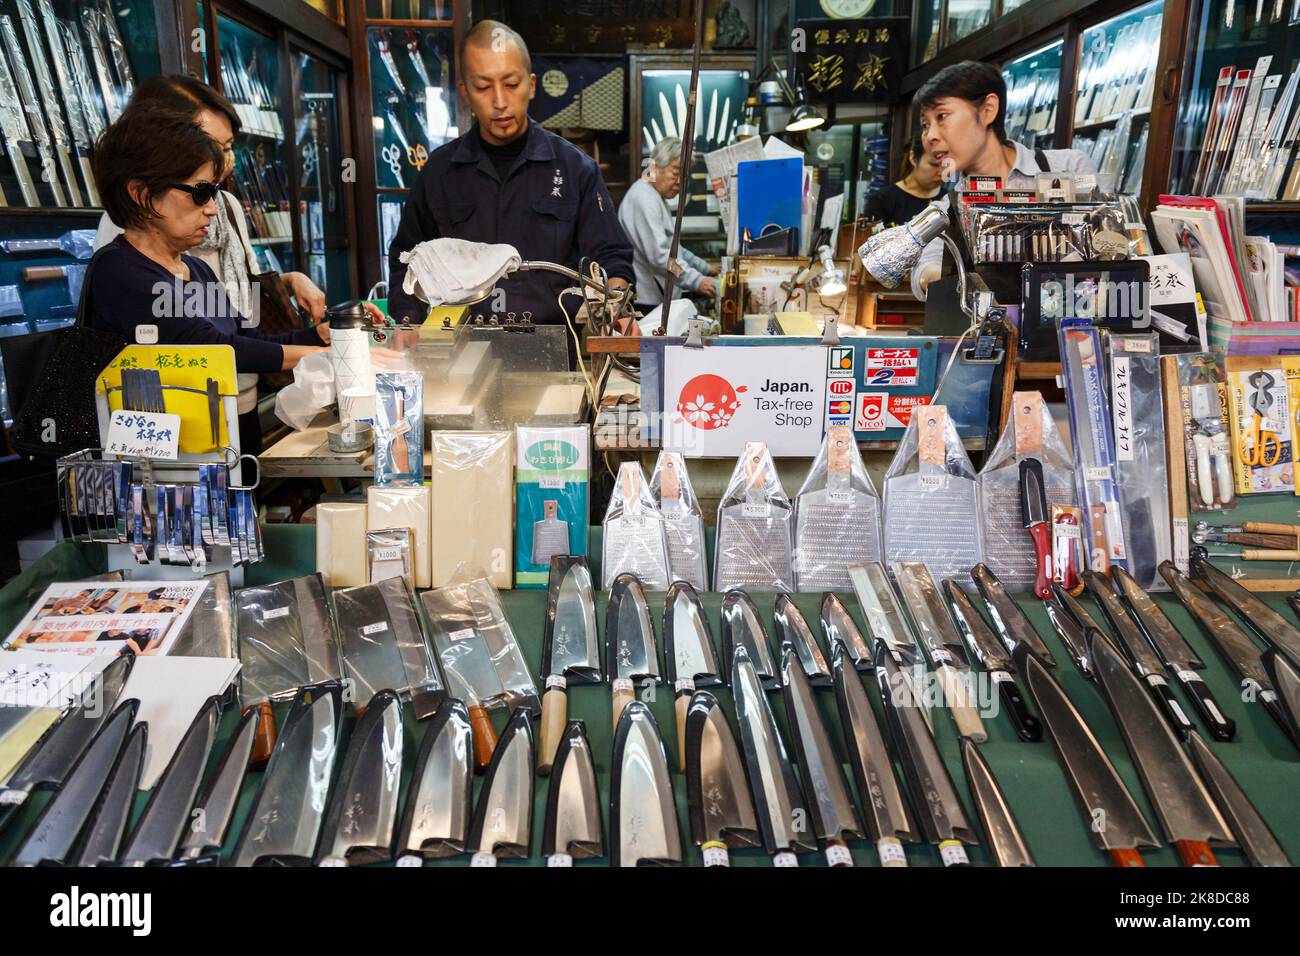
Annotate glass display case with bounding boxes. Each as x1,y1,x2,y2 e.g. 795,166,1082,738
368,25,456,192
1002,40,1063,150
365,0,449,16
946,0,992,47
1069,0,1162,196
293,49,352,298
913,0,942,66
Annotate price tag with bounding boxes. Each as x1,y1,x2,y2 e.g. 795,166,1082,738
395,855,423,868
134,324,159,345
825,844,854,867
1084,465,1112,483
263,606,291,621
105,410,181,461
827,491,855,506
548,853,574,867
1147,673,1167,687
1055,523,1082,539
878,840,907,866
702,845,730,867
992,670,1015,684
931,648,953,664
919,474,946,491
674,678,696,694
0,790,27,806
470,852,497,867
361,621,389,636
772,852,799,868
662,509,691,523
1062,213,1085,225
938,841,968,866
373,547,404,562
318,857,346,868
742,502,771,519
612,677,635,693
539,476,564,489
545,674,567,691
448,627,475,642
1122,337,1152,353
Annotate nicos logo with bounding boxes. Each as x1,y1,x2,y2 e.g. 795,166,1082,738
676,374,747,431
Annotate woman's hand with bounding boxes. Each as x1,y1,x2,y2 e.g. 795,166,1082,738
312,302,387,346
698,276,718,297
283,271,327,322
707,265,720,277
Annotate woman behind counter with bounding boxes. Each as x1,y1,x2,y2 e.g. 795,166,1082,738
863,138,943,227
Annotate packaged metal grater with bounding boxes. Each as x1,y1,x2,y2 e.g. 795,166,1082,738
602,461,670,590
714,441,794,593
648,451,708,590
793,424,882,592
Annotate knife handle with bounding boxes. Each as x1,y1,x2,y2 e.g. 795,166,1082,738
994,672,1042,742
936,666,986,743
468,704,496,773
877,837,908,868
675,689,690,773
1176,672,1235,742
248,700,275,771
1175,840,1219,867
1146,674,1193,738
1109,848,1146,867
537,681,567,776
612,679,635,735
1028,521,1053,599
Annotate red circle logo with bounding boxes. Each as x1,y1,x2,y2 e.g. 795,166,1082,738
676,374,747,431
829,379,853,395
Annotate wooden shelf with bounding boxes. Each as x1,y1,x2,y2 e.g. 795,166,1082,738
1243,202,1300,215
366,18,453,27
1018,359,1061,379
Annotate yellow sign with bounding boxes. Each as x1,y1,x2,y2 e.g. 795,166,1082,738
98,345,237,455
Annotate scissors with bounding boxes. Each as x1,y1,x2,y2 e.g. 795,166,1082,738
406,143,429,170
381,143,404,182
1240,370,1283,467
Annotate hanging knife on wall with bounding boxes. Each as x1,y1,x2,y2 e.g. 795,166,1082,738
0,15,66,206
30,0,98,205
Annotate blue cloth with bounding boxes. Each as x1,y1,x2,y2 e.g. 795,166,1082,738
386,121,634,324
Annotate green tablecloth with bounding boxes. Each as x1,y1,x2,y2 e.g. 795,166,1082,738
1,523,1297,867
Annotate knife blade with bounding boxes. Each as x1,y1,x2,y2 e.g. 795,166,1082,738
1085,571,1195,739
774,594,831,687
1191,549,1300,670
315,690,404,867
394,699,473,864
821,592,874,672
1112,567,1235,743
230,681,343,867
720,589,778,689
11,698,139,867
1160,561,1295,746
780,647,863,866
1262,649,1300,749
174,705,260,864
539,557,600,775
849,562,932,732
611,701,682,867
830,642,916,867
684,692,760,867
1045,584,1099,677
665,580,720,772
466,709,533,866
0,654,133,833
541,720,604,866
1019,458,1055,598
960,737,1035,866
121,696,222,866
971,563,1058,665
1086,627,1234,866
605,572,660,733
1012,643,1159,866
892,562,987,743
1185,730,1291,867
943,579,1042,741
874,643,979,866
76,720,148,866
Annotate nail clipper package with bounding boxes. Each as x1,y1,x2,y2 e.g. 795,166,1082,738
515,425,589,589
375,371,424,486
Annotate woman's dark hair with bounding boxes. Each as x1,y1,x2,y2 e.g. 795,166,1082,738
93,107,224,229
915,60,1009,145
127,74,242,134
900,136,925,178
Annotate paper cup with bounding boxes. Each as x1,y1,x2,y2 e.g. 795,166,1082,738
339,386,376,425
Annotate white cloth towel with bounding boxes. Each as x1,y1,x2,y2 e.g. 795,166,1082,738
399,238,521,306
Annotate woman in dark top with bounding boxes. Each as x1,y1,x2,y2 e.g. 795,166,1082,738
863,137,943,227
88,107,344,370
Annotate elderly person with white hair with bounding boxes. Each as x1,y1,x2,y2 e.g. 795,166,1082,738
618,136,719,314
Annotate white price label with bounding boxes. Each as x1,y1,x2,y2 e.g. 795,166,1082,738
939,841,969,866
448,627,476,642
105,410,182,461
545,674,567,691
1085,465,1112,482
878,840,907,866
662,509,691,523
674,678,696,694
1122,337,1152,353
1062,213,1085,225
1147,673,1167,687
919,474,946,491
702,845,730,867
318,857,347,868
263,606,291,621
825,844,854,867
992,670,1015,684
548,853,574,867
1177,670,1199,683
372,546,404,562
539,476,565,489
612,677,635,693
361,621,389,636
931,648,953,663
0,790,27,806
827,491,855,505
742,502,771,519
134,324,159,345
470,852,498,868
395,855,423,867
1055,523,1082,540
772,852,799,868
1173,518,1190,573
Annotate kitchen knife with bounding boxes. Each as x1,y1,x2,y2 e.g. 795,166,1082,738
943,579,1042,741
1113,566,1234,743
1045,584,1098,677
780,647,863,866
15,0,81,206
541,720,604,866
0,42,38,205
1185,730,1291,867
611,701,682,866
121,696,222,866
394,700,473,864
848,562,931,730
821,592,874,672
432,606,504,773
971,563,1058,665
1086,627,1234,866
174,706,260,864
774,593,831,686
315,690,404,866
831,642,916,867
1191,549,1300,669
11,699,139,867
0,654,133,833
720,589,778,689
960,737,1035,866
466,710,533,866
1160,561,1295,746
605,572,660,733
75,720,148,866
731,644,816,864
538,556,600,775
0,229,94,259
1013,643,1160,866
892,562,987,742
0,14,65,206
1019,457,1055,599
1084,571,1195,739
1262,649,1300,747
874,643,979,866
665,580,721,772
684,692,760,867
230,681,343,867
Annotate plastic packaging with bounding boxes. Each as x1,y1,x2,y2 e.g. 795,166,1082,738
375,371,424,486
714,441,794,593
316,501,368,588
978,391,1077,591
368,528,412,583
274,350,336,431
421,564,541,716
602,462,670,590
333,575,444,715
1225,356,1296,496
882,405,983,581
1108,334,1173,588
169,570,234,658
648,451,708,590
430,431,513,589
367,486,431,588
234,574,341,704
793,424,882,592
515,426,589,589
1176,353,1237,513
959,201,1128,264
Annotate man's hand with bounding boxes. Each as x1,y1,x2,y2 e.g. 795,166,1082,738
283,271,327,322
707,265,720,277
698,276,717,297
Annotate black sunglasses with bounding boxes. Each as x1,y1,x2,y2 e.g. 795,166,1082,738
167,180,222,205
